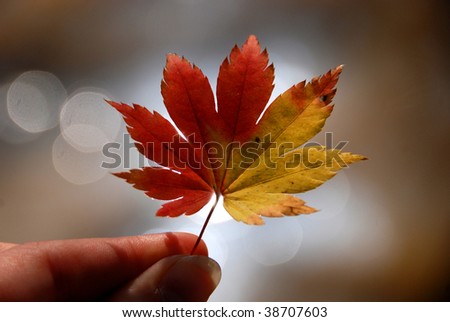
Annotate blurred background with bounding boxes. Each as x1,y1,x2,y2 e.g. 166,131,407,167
0,0,449,301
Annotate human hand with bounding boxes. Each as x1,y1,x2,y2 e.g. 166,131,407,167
0,232,221,301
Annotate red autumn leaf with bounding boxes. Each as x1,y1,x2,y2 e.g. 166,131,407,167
115,168,212,217
108,35,366,252
217,35,274,139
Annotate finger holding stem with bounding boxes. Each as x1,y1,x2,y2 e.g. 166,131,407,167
191,193,220,255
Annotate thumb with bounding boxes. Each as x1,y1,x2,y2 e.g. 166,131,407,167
109,255,221,301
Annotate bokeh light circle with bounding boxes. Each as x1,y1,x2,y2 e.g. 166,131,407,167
189,196,233,225
52,132,107,185
7,71,67,133
60,90,121,152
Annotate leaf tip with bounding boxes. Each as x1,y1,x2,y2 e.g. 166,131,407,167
244,215,265,225
333,64,344,77
351,153,368,162
105,99,119,108
246,34,259,44
299,205,318,214
164,53,185,71
166,52,178,60
113,171,130,180
242,34,264,54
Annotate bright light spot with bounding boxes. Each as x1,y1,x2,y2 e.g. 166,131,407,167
244,217,303,266
60,90,121,152
52,132,107,185
62,124,109,152
189,196,233,225
0,82,40,144
7,71,66,133
177,223,229,266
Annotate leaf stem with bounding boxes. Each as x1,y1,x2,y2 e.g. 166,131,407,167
191,193,220,255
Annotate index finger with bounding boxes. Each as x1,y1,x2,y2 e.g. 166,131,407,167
0,232,207,301
0,243,16,253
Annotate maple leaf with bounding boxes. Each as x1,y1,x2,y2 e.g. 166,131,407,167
107,35,366,252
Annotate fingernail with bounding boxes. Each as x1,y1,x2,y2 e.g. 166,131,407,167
157,256,221,301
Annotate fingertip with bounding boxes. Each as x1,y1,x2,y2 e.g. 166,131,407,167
153,232,208,256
